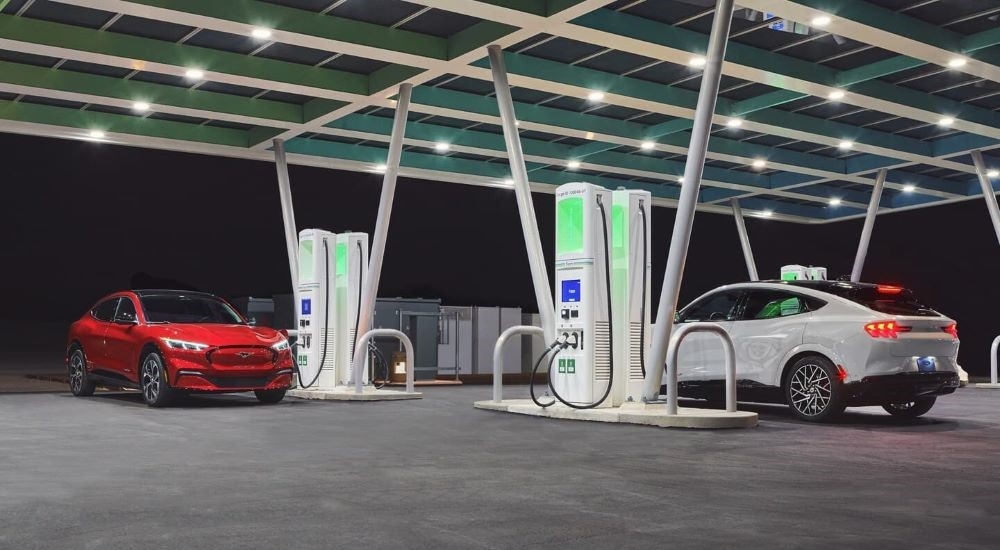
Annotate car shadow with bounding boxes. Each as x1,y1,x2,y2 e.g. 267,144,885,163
86,391,303,409
679,398,984,432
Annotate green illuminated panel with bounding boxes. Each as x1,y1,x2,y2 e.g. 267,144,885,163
556,196,584,255
781,271,797,281
336,242,348,277
299,239,314,283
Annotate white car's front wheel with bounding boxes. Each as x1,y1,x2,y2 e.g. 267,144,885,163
785,355,847,422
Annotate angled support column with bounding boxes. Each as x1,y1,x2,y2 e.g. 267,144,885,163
350,83,413,382
730,198,758,281
273,138,299,299
972,150,1000,247
488,44,556,344
850,168,887,282
642,0,736,401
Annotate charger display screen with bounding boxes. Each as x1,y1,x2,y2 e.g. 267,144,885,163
562,280,581,303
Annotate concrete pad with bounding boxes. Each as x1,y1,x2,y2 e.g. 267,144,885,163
973,383,1000,389
474,399,757,429
288,386,422,401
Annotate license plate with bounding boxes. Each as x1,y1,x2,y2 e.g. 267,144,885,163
916,356,936,372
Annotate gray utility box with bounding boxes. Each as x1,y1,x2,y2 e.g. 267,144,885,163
438,306,523,376
374,298,442,382
231,297,275,328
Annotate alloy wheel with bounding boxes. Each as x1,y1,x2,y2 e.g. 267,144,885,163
141,356,161,403
789,363,832,417
69,352,85,394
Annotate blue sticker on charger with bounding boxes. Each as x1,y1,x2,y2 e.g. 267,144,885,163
301,299,312,315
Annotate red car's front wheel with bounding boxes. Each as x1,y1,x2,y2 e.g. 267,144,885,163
140,351,174,407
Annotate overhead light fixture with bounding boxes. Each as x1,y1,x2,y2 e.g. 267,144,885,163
133,101,150,112
938,117,955,127
947,57,967,69
585,131,595,140
373,164,387,173
587,91,605,102
514,120,520,127
829,197,842,206
811,15,831,27
726,118,743,128
567,160,581,169
838,141,854,150
251,27,273,40
676,175,685,183
760,210,774,218
640,141,655,151
688,56,706,68
503,178,514,185
752,159,766,169
88,129,105,139
987,169,999,178
828,89,845,101
434,142,450,153
902,183,916,192
185,68,205,80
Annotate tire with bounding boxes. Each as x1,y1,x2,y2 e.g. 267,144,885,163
254,389,286,404
784,355,846,422
67,347,96,397
139,350,174,407
883,396,936,418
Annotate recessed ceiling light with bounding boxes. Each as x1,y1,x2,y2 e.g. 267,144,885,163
947,57,967,69
133,101,150,112
760,210,774,218
251,27,272,40
585,131,595,140
838,140,854,150
587,91,605,102
185,68,204,80
567,160,581,169
938,117,955,127
514,120,520,127
689,56,707,68
88,129,105,139
987,169,999,179
752,159,766,169
811,15,831,27
374,164,387,173
828,89,845,101
726,118,743,128
503,178,514,185
829,197,842,206
434,142,450,152
676,175,685,183
902,184,916,192
640,141,655,150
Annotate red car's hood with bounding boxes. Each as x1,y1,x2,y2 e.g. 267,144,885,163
157,324,283,347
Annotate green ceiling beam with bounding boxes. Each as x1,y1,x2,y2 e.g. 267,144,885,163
0,60,304,123
448,21,518,60
125,0,447,60
0,15,369,96
0,99,257,147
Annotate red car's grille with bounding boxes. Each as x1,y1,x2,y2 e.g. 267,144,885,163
207,346,275,367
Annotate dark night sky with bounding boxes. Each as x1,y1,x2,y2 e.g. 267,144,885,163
2,133,997,374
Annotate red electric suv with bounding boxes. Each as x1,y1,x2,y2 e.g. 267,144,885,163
66,290,293,406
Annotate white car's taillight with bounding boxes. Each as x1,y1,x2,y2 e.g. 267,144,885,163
942,323,959,339
864,321,911,339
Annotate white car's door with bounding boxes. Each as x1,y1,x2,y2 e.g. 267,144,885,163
727,289,811,385
675,289,743,381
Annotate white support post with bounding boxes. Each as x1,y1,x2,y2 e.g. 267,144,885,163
272,138,299,298
730,198,758,281
487,45,557,344
350,83,412,382
850,168,887,282
354,329,415,394
642,0,736,401
971,150,1000,247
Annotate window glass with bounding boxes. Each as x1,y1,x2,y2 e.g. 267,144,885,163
741,290,807,320
91,298,120,322
114,297,138,323
678,291,742,322
140,295,244,325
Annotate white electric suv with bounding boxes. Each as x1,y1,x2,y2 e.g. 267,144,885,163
673,281,962,421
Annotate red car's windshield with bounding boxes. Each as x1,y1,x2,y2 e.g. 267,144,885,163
140,295,244,325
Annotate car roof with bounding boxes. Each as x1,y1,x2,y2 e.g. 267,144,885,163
132,289,218,298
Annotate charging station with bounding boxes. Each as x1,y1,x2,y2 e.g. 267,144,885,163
295,228,338,390
612,188,652,403
336,232,369,386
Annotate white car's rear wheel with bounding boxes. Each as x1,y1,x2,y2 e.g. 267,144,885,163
883,396,936,418
785,356,846,422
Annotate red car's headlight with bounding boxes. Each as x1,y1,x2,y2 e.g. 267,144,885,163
161,338,210,351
